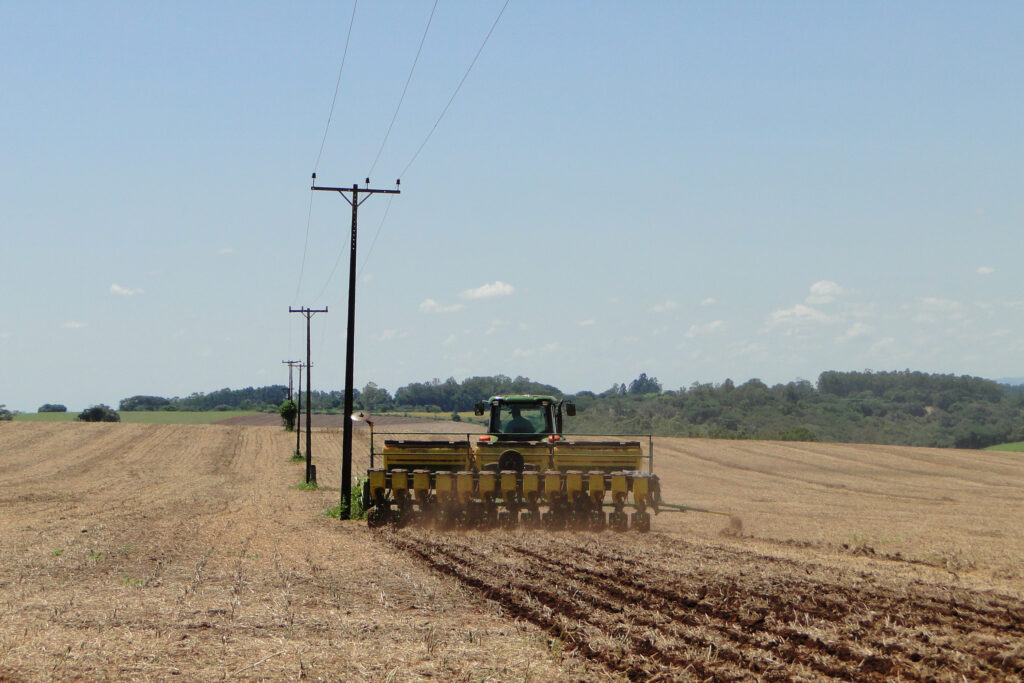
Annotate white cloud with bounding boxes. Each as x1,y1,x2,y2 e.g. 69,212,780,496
485,319,509,335
919,297,962,311
578,319,596,327
110,283,144,296
372,329,398,341
442,334,457,346
649,300,678,313
870,337,896,353
0,331,10,339
512,342,560,358
683,320,724,338
217,247,233,255
419,299,464,313
977,266,995,276
699,297,717,307
459,281,515,299
765,304,836,332
360,273,373,284
805,280,847,305
63,321,88,329
837,322,874,342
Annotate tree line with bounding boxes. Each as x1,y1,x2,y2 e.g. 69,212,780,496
108,370,1024,449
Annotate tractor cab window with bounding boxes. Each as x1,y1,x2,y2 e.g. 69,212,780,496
497,403,550,436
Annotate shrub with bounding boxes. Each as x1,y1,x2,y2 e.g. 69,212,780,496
778,426,817,442
77,405,121,422
0,405,12,421
38,404,67,413
279,399,298,431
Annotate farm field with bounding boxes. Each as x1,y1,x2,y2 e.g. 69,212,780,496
1,420,1023,680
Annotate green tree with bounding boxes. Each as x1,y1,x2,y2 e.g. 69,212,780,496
77,405,120,422
38,404,67,413
628,373,662,395
119,395,170,411
0,405,12,421
358,382,393,412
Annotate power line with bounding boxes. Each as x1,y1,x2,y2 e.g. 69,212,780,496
298,0,359,303
314,0,436,298
400,0,511,178
357,193,396,278
367,0,439,178
346,0,511,283
293,192,315,302
313,0,359,174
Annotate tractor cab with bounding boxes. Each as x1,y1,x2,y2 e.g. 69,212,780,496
474,395,576,441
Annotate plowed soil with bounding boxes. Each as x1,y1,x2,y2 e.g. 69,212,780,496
1,420,1023,681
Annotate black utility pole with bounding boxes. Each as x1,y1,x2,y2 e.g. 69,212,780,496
282,360,301,401
295,363,305,460
311,176,400,519
289,307,328,483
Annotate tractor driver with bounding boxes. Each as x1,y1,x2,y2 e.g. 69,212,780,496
504,406,534,434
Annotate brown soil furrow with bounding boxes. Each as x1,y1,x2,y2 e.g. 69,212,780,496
552,534,1024,635
391,531,1024,681
480,536,901,680
393,533,865,680
391,533,730,681
499,540,883,680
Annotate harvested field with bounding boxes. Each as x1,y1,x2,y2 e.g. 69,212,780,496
1,421,1023,681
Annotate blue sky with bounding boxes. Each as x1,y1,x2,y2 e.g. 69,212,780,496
2,1,1023,411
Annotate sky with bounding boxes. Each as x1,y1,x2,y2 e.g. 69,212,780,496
2,1,1023,411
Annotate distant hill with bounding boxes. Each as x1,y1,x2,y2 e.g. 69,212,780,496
997,377,1024,386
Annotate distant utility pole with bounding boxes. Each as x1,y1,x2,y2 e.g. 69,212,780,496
282,360,301,401
312,176,400,520
295,363,306,460
289,307,328,484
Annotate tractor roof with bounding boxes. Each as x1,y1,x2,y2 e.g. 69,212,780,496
488,395,558,404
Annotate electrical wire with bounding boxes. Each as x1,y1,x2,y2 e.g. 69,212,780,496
358,193,396,277
297,0,359,303
293,192,315,303
312,0,436,301
367,0,439,178
347,0,511,285
308,0,510,300
400,0,511,178
313,0,359,175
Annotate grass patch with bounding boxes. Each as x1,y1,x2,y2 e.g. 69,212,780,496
985,441,1024,452
290,450,305,462
14,410,265,424
293,480,320,491
323,477,367,520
